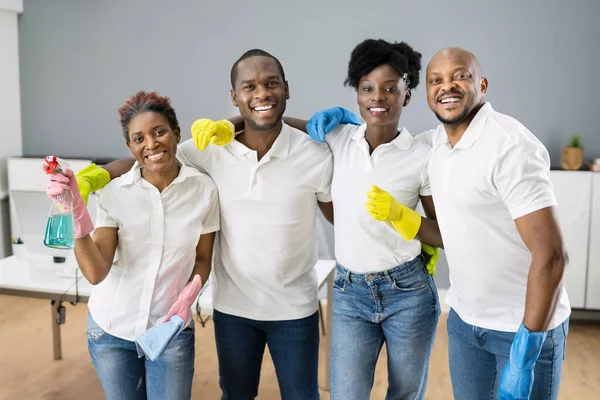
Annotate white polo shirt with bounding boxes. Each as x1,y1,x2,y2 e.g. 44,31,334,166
178,123,333,321
326,124,431,273
428,102,571,332
88,161,220,341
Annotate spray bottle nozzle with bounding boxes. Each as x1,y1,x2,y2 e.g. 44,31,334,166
43,155,71,175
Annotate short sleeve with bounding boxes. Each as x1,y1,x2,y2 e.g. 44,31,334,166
493,141,557,219
414,129,438,147
202,185,220,234
316,152,333,203
177,139,212,174
325,123,359,151
419,154,432,196
94,189,118,228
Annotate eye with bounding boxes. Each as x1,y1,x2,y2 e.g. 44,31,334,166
244,84,255,90
133,136,143,143
456,72,471,79
362,86,373,92
155,129,165,136
267,81,279,87
429,78,441,85
386,87,398,93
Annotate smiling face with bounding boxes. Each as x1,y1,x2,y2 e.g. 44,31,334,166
126,111,180,174
426,48,488,127
230,56,289,132
357,64,410,128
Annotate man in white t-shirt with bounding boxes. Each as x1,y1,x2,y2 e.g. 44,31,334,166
180,49,333,400
422,47,570,400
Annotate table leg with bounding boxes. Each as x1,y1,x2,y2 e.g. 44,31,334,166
324,270,334,392
51,300,62,360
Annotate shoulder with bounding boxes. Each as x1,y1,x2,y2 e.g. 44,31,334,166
287,124,332,161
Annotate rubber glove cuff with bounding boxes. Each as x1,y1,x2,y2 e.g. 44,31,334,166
75,164,110,206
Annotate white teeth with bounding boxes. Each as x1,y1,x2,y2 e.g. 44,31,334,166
254,105,273,111
441,97,460,104
147,152,165,160
370,108,387,112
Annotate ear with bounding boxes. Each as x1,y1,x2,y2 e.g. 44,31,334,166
403,89,412,107
480,77,489,96
230,88,238,107
174,126,181,143
284,81,290,100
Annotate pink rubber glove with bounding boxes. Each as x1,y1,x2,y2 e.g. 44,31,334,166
46,168,94,238
162,275,203,325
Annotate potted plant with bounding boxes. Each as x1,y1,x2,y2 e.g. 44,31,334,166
562,134,583,170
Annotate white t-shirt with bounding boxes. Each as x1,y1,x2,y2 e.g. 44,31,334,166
427,102,571,332
326,123,431,273
88,161,220,340
178,123,333,321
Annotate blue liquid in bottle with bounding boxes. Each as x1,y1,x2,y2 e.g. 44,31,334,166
44,214,75,249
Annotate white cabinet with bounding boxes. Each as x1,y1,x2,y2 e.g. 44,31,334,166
586,174,600,309
550,171,592,309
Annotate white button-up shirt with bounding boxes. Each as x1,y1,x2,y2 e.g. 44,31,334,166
88,161,220,340
326,124,431,273
427,102,570,332
178,123,333,321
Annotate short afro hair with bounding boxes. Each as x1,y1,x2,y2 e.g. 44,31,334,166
117,91,178,142
344,39,421,90
230,49,286,89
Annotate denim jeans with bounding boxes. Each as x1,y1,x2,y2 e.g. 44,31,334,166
330,256,440,400
213,309,320,400
87,312,195,400
447,308,569,400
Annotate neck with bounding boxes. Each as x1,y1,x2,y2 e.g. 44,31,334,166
237,120,283,158
141,162,180,192
444,102,484,147
365,123,399,153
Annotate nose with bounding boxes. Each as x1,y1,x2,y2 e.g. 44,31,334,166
371,88,386,103
254,84,270,100
439,79,458,94
146,135,159,149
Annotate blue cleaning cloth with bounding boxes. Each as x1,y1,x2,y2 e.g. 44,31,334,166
134,315,185,361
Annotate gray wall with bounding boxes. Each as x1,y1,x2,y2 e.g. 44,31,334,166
18,0,600,289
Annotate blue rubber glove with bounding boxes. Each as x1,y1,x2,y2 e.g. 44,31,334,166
498,323,547,400
306,107,361,142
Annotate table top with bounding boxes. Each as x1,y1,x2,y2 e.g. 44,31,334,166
0,252,89,298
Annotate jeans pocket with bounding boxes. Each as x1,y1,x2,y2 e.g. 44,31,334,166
391,264,428,291
86,313,106,340
333,266,346,291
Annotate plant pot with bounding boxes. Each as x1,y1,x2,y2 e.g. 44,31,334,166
562,147,583,170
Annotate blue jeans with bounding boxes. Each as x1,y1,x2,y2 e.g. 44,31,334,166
213,309,320,400
331,256,440,400
447,308,569,400
87,312,195,400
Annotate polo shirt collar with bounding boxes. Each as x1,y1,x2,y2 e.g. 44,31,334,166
351,124,414,150
450,102,494,149
228,122,292,158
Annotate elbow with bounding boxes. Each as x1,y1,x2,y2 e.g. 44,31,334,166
533,247,567,284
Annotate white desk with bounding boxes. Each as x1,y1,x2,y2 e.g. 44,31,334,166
0,251,336,389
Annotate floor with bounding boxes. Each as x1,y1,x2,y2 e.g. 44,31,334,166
0,295,599,399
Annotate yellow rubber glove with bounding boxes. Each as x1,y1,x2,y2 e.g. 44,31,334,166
191,119,234,150
365,185,422,241
75,164,110,205
421,243,439,276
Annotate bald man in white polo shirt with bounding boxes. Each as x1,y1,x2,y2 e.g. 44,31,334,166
421,47,570,400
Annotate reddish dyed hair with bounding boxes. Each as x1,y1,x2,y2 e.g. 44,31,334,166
118,90,179,141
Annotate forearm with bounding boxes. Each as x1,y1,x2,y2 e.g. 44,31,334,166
522,252,565,331
102,158,136,179
74,235,113,285
190,259,211,286
283,117,308,133
415,218,443,248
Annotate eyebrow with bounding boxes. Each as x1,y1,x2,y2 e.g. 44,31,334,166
428,66,470,76
361,79,401,83
130,125,166,137
239,75,282,86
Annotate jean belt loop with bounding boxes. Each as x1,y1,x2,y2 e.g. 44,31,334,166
345,269,352,284
384,270,394,285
